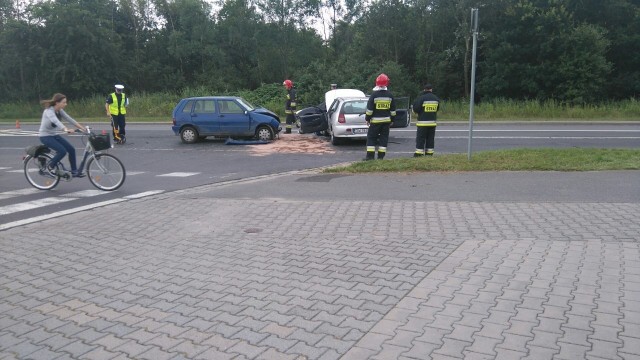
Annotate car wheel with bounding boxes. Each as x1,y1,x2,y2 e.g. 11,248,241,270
256,125,274,141
330,131,343,145
180,127,199,144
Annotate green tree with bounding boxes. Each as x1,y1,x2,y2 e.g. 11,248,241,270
479,0,611,102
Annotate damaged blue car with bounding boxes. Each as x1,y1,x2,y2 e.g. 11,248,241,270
171,96,281,144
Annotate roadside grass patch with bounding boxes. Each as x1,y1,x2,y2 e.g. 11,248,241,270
325,148,640,173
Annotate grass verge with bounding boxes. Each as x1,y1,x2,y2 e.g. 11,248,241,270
324,148,640,173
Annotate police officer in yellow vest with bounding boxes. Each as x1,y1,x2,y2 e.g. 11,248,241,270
105,84,129,144
412,83,440,156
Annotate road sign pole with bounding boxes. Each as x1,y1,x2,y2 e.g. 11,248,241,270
468,8,479,160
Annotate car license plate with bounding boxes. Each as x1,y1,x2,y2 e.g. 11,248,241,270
353,128,368,134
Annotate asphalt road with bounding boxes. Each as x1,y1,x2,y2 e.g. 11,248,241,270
1,122,639,229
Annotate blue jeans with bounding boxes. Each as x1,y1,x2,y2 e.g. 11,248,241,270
40,135,77,172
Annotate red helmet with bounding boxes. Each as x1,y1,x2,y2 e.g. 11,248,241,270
283,79,293,89
375,73,389,87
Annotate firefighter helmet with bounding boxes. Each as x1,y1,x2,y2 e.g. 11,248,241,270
375,74,389,87
283,79,293,89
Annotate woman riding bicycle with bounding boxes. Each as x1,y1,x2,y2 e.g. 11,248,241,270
39,93,87,177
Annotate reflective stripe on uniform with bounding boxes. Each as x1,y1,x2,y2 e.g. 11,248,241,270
378,147,387,153
415,149,425,155
416,121,437,127
426,149,434,154
370,117,391,124
366,146,376,152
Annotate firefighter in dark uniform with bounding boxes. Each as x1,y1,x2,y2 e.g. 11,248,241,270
283,79,297,134
412,83,440,156
364,73,396,160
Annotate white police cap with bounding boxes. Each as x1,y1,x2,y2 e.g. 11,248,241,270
114,84,124,90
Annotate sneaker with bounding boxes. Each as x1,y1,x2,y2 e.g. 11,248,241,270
72,171,85,178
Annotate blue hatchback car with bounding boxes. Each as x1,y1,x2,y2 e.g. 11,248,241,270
171,96,281,143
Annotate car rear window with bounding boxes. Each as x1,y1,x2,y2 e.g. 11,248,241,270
181,100,194,113
342,100,367,114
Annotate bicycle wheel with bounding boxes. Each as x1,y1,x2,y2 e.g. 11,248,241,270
23,153,60,190
86,153,126,191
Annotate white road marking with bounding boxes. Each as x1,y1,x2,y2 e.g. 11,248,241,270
61,190,109,198
157,172,200,177
0,129,39,136
0,197,76,215
0,190,165,231
0,199,127,230
125,171,145,176
124,190,165,199
0,188,41,200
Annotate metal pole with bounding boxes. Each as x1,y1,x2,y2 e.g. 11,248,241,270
468,8,478,160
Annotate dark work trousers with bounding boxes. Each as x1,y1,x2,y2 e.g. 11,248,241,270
285,113,295,132
40,135,77,172
415,126,437,152
111,114,126,139
366,123,391,150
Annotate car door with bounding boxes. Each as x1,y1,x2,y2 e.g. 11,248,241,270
191,99,219,134
299,112,328,133
217,99,251,135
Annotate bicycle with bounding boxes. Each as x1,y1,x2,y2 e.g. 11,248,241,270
23,126,126,191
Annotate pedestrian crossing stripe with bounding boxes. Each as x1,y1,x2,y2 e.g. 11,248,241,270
0,190,165,231
0,129,39,136
0,197,76,215
157,172,200,177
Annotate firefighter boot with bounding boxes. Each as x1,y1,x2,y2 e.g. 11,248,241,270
377,152,385,160
363,151,375,161
285,128,291,134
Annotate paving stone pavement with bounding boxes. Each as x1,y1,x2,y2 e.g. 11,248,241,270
1,173,639,360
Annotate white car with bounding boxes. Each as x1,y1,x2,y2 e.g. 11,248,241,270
298,89,369,145
298,89,409,144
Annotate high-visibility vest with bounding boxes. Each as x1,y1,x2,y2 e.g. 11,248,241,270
108,93,127,115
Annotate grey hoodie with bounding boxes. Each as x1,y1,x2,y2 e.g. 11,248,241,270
38,107,80,137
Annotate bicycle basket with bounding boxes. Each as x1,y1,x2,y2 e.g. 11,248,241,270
89,134,111,151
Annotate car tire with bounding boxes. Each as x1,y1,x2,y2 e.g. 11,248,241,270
330,131,343,145
256,125,274,141
180,126,199,144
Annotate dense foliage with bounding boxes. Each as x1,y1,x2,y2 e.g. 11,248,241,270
0,0,638,108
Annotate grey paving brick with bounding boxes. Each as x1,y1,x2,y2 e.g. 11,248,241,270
58,340,97,358
168,340,208,358
227,340,268,359
258,334,298,352
193,347,236,360
35,333,76,351
91,333,131,354
556,342,591,360
340,346,378,359
2,340,43,358
78,346,123,360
